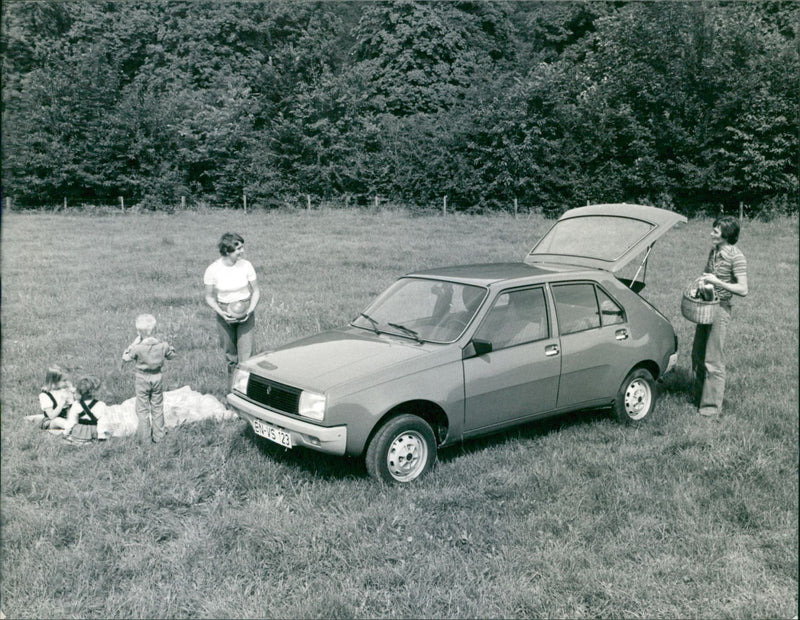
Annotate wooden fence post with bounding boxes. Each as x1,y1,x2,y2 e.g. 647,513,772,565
443,196,447,216
739,201,744,223
181,196,186,210
514,197,518,219
5,197,11,212
375,196,379,209
243,194,247,213
120,196,124,212
307,195,312,212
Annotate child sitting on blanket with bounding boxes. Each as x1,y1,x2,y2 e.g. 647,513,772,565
38,365,75,430
63,376,110,444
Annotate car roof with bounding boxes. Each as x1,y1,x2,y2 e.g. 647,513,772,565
404,262,605,287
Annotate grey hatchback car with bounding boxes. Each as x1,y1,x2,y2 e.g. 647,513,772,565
227,204,686,483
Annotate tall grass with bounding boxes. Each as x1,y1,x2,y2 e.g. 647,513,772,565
1,208,797,619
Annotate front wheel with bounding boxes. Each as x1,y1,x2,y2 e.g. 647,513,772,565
365,414,437,483
611,368,656,424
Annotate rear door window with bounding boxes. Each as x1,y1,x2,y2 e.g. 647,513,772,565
596,288,625,326
552,283,601,335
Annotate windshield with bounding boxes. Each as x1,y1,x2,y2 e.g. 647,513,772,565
352,278,486,343
530,215,655,262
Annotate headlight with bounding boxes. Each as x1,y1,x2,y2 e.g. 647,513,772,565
298,390,326,421
231,368,250,394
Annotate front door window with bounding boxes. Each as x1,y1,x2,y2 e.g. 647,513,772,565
474,287,549,349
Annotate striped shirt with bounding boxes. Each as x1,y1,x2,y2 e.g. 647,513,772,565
704,244,747,303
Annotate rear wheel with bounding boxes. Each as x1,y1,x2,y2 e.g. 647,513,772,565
365,414,437,483
611,368,656,423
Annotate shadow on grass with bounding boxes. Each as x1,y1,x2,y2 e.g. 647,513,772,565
438,407,609,465
243,423,367,481
659,366,695,399
240,407,613,482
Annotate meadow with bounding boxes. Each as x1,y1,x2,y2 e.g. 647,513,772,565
1,208,797,619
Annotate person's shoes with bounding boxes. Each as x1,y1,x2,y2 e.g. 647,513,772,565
698,407,720,417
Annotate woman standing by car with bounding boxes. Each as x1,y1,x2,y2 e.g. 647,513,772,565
691,216,748,417
204,232,260,380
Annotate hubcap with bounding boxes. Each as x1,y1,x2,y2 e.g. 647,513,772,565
386,431,428,482
624,378,652,420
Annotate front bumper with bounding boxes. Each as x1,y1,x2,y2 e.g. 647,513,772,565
227,392,347,456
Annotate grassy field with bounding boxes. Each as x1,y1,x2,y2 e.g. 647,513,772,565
1,208,797,619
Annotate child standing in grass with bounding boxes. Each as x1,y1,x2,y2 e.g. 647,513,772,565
122,313,176,443
38,365,75,430
63,376,110,443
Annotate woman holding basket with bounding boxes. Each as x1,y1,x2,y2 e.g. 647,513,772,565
691,216,748,417
204,232,261,380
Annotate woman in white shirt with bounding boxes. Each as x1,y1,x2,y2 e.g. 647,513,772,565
204,232,261,379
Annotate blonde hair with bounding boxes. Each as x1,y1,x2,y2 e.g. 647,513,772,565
135,313,157,336
43,365,69,390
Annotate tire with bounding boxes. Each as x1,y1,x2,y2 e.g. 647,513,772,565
611,368,656,424
365,414,437,483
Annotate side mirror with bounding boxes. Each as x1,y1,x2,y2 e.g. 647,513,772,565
463,339,493,359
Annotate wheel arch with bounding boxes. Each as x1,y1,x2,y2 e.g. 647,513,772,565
365,400,449,453
630,359,660,382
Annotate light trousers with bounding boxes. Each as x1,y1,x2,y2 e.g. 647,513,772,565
135,372,165,442
691,303,732,414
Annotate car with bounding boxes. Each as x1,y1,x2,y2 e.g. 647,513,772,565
227,203,686,483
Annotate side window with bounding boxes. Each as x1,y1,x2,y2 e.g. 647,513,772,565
474,287,549,350
552,283,600,335
597,288,625,326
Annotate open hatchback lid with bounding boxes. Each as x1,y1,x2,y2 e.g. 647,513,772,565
525,204,686,286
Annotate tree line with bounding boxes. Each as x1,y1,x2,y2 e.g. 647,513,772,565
2,1,797,216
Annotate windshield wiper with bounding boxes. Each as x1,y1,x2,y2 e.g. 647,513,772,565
358,312,380,334
388,322,422,343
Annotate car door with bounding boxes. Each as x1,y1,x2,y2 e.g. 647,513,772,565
551,281,630,408
463,286,561,435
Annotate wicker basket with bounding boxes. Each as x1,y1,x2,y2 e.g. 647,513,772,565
681,278,719,324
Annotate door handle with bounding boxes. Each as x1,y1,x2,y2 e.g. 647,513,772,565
545,344,559,356
615,329,629,340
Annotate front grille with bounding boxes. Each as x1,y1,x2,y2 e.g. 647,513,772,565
246,374,301,415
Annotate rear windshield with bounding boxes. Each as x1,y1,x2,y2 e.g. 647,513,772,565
530,216,654,262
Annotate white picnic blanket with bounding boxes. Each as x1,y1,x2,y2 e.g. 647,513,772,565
27,386,235,437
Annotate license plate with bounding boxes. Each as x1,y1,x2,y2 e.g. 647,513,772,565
251,419,292,448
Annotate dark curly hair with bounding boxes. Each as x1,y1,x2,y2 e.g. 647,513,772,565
75,376,102,400
218,232,244,257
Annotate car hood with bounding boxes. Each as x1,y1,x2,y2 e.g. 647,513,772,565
242,329,431,392
524,203,686,273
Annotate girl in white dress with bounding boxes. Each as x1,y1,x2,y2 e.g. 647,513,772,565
38,365,75,430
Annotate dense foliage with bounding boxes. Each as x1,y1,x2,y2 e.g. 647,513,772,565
2,1,797,215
